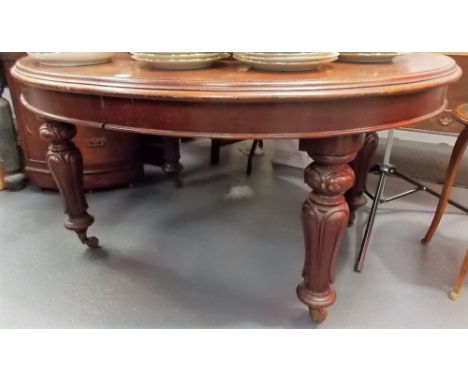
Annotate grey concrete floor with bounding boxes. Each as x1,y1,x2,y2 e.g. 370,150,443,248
1,139,468,328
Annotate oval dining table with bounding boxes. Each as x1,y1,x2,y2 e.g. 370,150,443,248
12,53,461,323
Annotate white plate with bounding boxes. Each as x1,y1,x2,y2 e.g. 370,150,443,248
132,53,230,70
338,52,401,63
233,54,338,71
236,52,338,63
27,52,116,66
243,52,339,62
131,52,228,60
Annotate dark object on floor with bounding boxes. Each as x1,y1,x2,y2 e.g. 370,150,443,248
421,104,468,300
0,95,26,191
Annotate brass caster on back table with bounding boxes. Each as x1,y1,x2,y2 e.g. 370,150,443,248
309,308,328,323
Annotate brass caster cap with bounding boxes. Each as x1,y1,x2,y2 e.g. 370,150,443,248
449,291,459,301
309,308,327,323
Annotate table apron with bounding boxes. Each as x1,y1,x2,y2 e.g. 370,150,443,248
20,85,448,139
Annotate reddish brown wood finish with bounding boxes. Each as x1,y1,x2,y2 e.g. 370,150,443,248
409,55,468,136
13,53,461,139
39,121,98,248
422,106,468,244
11,53,461,322
12,53,460,101
298,135,364,321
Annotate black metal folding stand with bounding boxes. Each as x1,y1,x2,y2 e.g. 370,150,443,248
354,129,468,273
211,139,263,175
247,140,263,175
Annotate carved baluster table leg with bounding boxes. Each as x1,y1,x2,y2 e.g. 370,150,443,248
345,132,379,226
162,137,183,187
39,121,99,248
298,134,364,322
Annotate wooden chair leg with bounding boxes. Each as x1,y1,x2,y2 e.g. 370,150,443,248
422,126,468,244
449,249,468,301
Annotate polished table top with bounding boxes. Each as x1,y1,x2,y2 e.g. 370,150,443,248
13,53,461,139
11,53,462,323
13,53,460,101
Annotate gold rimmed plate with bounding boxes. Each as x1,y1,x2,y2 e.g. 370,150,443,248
236,52,338,63
233,53,338,71
131,52,228,60
27,52,116,66
131,53,230,70
338,52,401,63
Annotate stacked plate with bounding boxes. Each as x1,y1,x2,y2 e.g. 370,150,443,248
130,52,230,70
232,52,339,71
338,52,401,63
27,52,116,66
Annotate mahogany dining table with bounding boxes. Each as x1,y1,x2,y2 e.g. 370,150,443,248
11,53,461,323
